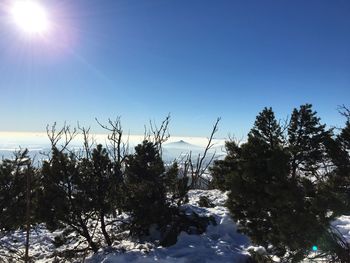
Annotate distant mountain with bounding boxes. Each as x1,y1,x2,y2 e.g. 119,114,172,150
162,140,226,164
163,140,201,149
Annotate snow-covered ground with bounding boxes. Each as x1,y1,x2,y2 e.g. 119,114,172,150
87,190,250,263
1,190,350,263
331,215,350,243
0,190,250,263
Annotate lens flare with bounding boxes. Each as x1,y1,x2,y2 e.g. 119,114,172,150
11,0,50,35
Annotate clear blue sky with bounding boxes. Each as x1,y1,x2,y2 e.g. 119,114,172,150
0,0,349,137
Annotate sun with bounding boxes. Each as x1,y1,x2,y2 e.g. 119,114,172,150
11,0,50,35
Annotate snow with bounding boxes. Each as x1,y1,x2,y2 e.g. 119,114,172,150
1,190,350,263
0,225,69,262
331,215,350,242
87,190,250,263
0,190,250,263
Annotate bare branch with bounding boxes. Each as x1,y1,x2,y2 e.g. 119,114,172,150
46,122,77,155
144,114,171,156
338,104,350,121
183,117,221,189
96,117,127,164
78,124,94,159
279,115,290,146
197,117,220,173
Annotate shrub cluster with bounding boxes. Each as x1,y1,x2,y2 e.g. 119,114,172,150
211,104,350,262
0,117,214,260
1,105,349,263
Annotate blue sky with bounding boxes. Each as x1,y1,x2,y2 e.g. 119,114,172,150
0,0,349,138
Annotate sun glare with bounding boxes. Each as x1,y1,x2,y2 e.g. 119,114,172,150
11,0,50,35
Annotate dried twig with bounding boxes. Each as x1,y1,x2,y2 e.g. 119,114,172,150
96,117,128,164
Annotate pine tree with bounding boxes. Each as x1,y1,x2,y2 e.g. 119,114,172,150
123,141,199,247
318,118,350,262
210,140,241,191
0,149,37,230
288,104,331,180
325,113,350,214
286,104,341,259
225,123,294,257
91,145,114,246
214,106,338,261
123,140,170,237
78,144,121,246
333,117,350,179
38,147,99,252
249,107,284,149
166,162,189,206
221,108,292,256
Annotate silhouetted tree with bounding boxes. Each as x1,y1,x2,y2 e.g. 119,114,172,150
79,144,122,246
213,106,339,262
96,118,128,217
288,104,332,180
123,140,170,237
223,109,297,259
330,106,350,185
39,146,99,253
0,149,39,263
210,140,241,190
166,162,189,206
249,107,284,149
325,106,350,235
0,149,37,230
91,145,115,246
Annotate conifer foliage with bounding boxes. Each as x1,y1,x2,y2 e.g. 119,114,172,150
1,109,350,262
123,140,170,237
211,104,342,262
0,149,37,230
288,104,331,180
37,124,124,253
39,146,100,252
34,118,194,254
80,144,120,246
326,106,350,215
